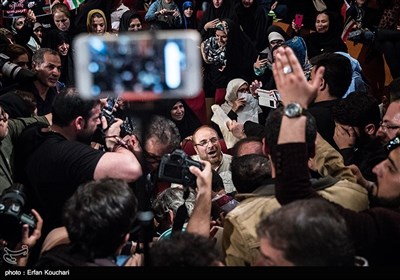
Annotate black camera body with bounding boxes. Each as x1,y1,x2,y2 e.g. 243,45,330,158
0,183,36,243
0,53,37,84
102,98,134,137
158,149,202,187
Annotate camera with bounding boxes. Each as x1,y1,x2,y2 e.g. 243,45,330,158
0,53,37,84
0,183,36,244
257,89,281,109
158,149,202,187
102,97,134,137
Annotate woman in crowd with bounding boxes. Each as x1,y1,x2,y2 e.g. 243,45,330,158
254,25,288,90
201,19,257,105
198,0,237,40
181,1,197,29
292,10,347,58
237,0,270,51
41,29,74,86
119,10,144,32
220,78,264,125
157,99,202,140
145,0,182,29
87,9,109,35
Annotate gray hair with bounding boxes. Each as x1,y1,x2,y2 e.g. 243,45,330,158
145,115,181,150
152,187,196,222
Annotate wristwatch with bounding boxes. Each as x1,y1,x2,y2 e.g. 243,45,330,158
284,103,307,118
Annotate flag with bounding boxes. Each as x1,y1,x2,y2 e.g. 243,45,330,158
64,0,85,10
342,18,357,42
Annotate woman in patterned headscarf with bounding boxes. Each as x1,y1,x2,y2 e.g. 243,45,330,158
201,19,258,105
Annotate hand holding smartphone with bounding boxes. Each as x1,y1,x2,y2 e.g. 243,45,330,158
294,14,303,30
258,52,268,60
73,30,201,101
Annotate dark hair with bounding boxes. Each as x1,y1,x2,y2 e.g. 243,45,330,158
32,48,60,65
0,90,36,118
256,199,355,266
332,92,380,129
231,154,272,193
119,10,143,32
42,29,70,51
63,178,138,260
231,136,263,158
150,232,221,266
3,43,30,62
51,88,99,127
310,53,352,99
264,107,317,159
316,10,343,36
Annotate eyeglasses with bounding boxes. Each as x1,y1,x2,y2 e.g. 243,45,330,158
194,137,219,147
379,121,400,132
385,136,400,153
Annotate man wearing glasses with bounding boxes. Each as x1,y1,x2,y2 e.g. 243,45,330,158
192,125,235,194
377,100,400,145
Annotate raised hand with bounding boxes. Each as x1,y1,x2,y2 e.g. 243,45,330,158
272,47,324,108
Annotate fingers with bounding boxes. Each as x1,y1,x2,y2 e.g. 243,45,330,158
31,209,43,233
100,115,108,130
286,47,304,78
189,160,211,177
21,224,29,241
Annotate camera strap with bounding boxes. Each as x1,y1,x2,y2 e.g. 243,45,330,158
171,187,190,235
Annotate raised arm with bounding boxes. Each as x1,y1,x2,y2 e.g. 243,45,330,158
272,47,325,205
186,160,212,237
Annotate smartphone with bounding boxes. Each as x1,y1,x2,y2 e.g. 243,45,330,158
294,14,303,29
73,30,202,101
258,52,268,60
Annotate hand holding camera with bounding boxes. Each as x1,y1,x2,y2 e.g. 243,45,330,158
158,149,203,188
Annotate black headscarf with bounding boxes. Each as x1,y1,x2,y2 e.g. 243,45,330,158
304,11,348,58
236,0,270,51
223,18,258,83
119,10,143,32
157,99,201,140
199,0,237,39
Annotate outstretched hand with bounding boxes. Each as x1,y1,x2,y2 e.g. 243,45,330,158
272,47,324,108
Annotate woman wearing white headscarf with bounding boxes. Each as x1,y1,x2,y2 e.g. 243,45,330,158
220,78,263,124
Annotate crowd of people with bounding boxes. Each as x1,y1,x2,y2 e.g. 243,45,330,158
0,0,400,269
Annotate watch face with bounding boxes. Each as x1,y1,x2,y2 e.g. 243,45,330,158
285,103,302,118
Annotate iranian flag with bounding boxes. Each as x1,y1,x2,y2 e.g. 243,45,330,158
64,0,85,10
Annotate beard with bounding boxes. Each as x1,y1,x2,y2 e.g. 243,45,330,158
369,193,400,209
76,131,94,145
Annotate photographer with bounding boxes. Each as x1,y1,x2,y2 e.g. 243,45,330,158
1,208,43,267
14,89,142,264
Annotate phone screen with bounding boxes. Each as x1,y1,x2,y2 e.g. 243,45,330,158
74,31,201,100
